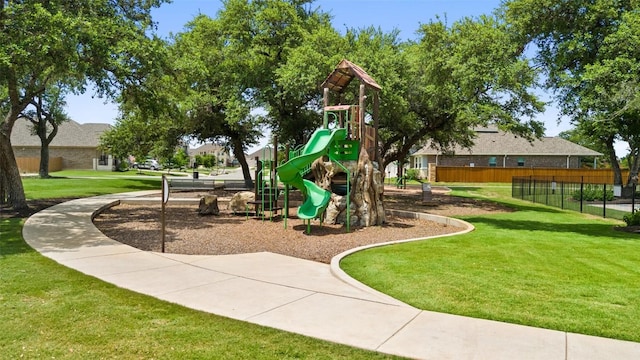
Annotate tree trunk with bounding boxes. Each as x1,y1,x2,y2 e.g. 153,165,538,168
36,113,58,179
231,138,253,188
39,140,50,178
0,164,6,205
606,137,624,186
0,129,29,212
623,146,639,198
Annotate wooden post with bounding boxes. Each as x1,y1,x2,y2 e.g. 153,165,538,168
323,87,329,128
161,175,169,253
161,189,165,253
284,144,290,219
323,87,329,107
254,156,260,196
358,84,365,142
272,135,278,208
373,91,380,164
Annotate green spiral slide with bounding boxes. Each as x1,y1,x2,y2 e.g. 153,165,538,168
277,127,347,220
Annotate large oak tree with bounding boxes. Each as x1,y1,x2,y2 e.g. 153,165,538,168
104,2,544,189
217,0,342,146
503,0,640,194
19,86,69,178
339,16,544,172
0,0,166,211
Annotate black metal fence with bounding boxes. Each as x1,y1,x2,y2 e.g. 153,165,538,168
512,176,637,220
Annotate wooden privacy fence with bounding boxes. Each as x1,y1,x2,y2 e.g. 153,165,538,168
435,166,631,184
16,157,63,173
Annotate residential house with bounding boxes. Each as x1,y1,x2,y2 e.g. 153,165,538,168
11,118,115,171
409,127,603,179
246,146,277,168
188,143,234,167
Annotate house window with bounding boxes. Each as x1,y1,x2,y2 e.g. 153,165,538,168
488,157,497,167
517,157,525,167
99,152,108,166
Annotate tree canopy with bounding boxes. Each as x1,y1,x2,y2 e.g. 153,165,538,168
101,0,344,183
216,0,342,146
503,0,640,191
4,0,557,211
104,2,544,182
344,16,544,170
0,0,167,210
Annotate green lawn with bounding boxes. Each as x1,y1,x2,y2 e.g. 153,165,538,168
1,176,396,359
48,169,186,178
23,176,161,199
6,175,639,356
341,184,640,342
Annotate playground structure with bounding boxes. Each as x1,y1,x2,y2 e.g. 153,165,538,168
248,146,282,221
277,127,349,232
273,59,385,232
170,60,385,234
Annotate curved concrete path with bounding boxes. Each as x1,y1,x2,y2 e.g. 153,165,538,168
23,192,640,360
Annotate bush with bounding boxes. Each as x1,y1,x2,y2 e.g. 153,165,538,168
571,185,614,201
623,211,640,226
405,168,421,181
116,161,129,172
195,154,216,168
168,149,190,170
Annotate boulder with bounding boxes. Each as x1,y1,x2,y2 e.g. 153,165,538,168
198,195,220,216
228,191,255,214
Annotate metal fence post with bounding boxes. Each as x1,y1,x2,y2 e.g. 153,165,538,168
580,176,584,213
603,183,607,218
511,175,629,221
633,183,637,214
545,179,549,205
561,181,564,209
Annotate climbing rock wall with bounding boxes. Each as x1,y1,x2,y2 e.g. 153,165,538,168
311,151,385,227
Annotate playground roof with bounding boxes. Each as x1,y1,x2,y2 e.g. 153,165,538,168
321,59,382,93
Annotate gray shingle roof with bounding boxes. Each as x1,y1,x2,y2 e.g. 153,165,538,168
413,129,602,157
11,118,110,148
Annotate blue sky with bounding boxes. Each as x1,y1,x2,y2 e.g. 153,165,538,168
65,0,504,125
65,0,612,153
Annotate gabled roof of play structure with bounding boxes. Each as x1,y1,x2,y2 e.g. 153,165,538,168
321,59,382,93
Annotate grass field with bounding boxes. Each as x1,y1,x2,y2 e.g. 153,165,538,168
4,174,639,356
23,177,160,199
341,185,640,342
1,175,394,359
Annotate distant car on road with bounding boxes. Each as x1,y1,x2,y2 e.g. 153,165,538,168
133,159,162,171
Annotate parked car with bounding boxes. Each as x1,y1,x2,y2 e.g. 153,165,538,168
133,159,162,171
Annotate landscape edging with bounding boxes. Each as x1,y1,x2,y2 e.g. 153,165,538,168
328,209,475,304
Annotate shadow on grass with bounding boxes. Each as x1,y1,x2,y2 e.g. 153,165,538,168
498,202,568,214
449,186,495,192
42,177,161,191
450,196,568,215
0,219,35,257
461,216,634,240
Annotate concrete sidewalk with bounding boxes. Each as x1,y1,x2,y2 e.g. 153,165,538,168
23,192,640,359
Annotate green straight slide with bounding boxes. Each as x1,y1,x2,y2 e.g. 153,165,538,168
277,128,347,220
